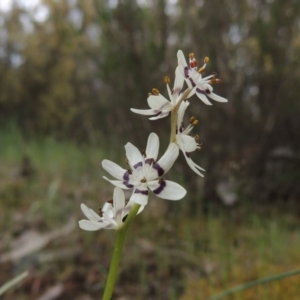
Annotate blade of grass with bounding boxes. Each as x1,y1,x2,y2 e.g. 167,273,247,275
0,271,29,296
208,268,300,300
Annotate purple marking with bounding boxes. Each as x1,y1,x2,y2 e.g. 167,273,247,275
184,66,189,78
205,89,211,94
196,88,205,94
123,171,134,188
153,180,166,195
189,78,196,87
145,158,154,165
134,161,143,169
134,189,149,195
152,163,164,177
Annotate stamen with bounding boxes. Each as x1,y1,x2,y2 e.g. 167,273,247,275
189,53,195,59
140,177,147,183
127,169,132,174
194,134,200,140
141,149,147,157
192,119,198,126
209,78,221,84
204,56,209,63
164,76,171,84
152,88,160,95
198,67,205,74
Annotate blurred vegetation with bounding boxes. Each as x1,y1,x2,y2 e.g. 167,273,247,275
1,0,300,208
1,0,300,298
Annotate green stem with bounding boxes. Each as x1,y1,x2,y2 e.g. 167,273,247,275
208,268,300,300
102,203,140,300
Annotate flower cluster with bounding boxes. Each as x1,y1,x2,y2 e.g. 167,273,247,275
79,50,227,231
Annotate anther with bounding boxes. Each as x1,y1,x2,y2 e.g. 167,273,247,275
192,120,198,126
127,169,132,174
210,78,221,84
198,67,205,74
141,150,147,157
98,208,103,217
164,76,171,84
190,116,196,123
140,178,147,183
204,56,209,63
189,53,195,59
194,134,200,140
152,88,160,95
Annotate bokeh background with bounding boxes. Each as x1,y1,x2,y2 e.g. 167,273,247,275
1,0,300,299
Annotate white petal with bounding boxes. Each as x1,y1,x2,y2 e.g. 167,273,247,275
103,176,133,189
130,108,157,116
125,142,143,169
149,111,170,120
182,151,205,177
129,188,149,205
196,90,213,105
174,66,185,93
145,132,159,160
148,180,187,200
102,160,127,180
177,134,198,152
122,201,144,218
147,95,172,110
177,101,190,126
113,187,125,225
80,203,101,222
149,143,179,179
208,92,228,103
78,220,109,231
177,50,187,67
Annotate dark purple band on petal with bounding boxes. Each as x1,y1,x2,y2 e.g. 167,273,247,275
196,88,205,94
134,161,143,169
145,158,154,165
184,66,189,78
134,189,149,195
153,179,166,195
205,88,211,94
123,182,134,188
123,171,134,188
189,78,196,87
152,163,164,177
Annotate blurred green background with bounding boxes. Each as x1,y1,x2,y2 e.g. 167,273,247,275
0,0,300,299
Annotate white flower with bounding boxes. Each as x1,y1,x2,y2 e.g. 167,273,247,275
102,132,187,205
78,187,143,231
177,50,228,105
175,101,205,177
130,67,185,120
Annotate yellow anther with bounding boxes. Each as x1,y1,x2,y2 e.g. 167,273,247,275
190,116,196,123
194,134,200,140
189,53,195,59
204,56,209,63
152,88,160,95
198,67,205,74
209,78,221,84
192,120,198,126
141,178,147,183
164,76,171,84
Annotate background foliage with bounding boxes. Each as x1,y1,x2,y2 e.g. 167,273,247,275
1,1,300,298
